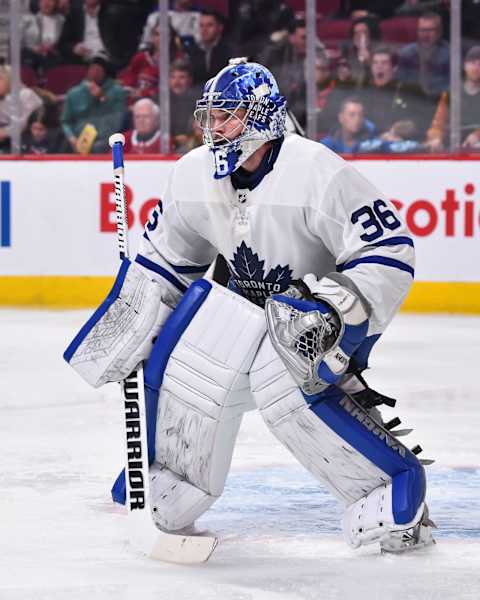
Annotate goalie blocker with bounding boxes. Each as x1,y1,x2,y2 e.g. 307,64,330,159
97,275,433,553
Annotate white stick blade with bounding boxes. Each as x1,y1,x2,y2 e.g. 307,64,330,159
127,491,218,563
150,532,218,564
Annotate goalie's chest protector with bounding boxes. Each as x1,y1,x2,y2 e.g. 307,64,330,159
176,135,343,304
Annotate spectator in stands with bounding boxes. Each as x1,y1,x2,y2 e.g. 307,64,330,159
462,0,480,44
397,12,449,97
21,106,64,153
289,54,355,138
58,0,105,64
341,16,382,87
0,65,43,153
261,17,325,102
29,0,72,13
336,55,354,83
396,0,443,16
141,0,201,49
120,24,160,105
169,60,198,151
21,0,65,72
186,10,233,84
1,1,31,63
98,0,156,69
358,46,436,140
0,1,8,64
370,119,424,152
320,96,376,153
123,98,161,153
394,0,450,36
61,52,127,153
336,1,404,19
426,46,480,151
228,1,295,61
174,114,203,154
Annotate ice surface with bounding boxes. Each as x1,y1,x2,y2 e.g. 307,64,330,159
1,310,479,599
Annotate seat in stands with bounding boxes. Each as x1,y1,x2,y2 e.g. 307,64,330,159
317,18,352,43
20,65,37,88
380,17,418,44
288,0,340,17
44,65,88,96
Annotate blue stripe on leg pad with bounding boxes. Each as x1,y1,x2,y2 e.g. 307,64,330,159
111,469,126,505
309,393,425,524
392,468,426,524
111,279,213,505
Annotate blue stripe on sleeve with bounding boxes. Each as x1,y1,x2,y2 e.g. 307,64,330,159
166,260,210,274
338,256,414,278
372,236,414,248
135,254,187,293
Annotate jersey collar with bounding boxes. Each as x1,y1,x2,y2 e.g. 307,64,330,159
231,136,284,191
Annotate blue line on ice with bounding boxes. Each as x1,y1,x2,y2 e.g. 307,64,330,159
200,466,480,540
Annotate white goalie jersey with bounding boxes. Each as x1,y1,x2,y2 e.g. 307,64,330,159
138,133,414,336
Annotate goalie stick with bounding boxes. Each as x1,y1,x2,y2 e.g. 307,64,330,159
108,133,218,563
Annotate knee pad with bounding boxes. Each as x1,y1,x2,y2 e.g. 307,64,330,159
250,335,426,539
147,280,266,530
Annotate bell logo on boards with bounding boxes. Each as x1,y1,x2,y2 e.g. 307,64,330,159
0,181,10,247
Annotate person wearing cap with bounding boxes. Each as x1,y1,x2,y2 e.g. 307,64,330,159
61,52,127,153
425,45,480,151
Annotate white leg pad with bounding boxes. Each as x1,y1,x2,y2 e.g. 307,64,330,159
149,464,219,531
250,335,431,551
151,283,266,530
250,336,390,505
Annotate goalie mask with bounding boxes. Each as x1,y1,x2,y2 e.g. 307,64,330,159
194,58,287,179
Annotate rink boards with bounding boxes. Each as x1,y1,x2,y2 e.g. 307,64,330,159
0,154,479,312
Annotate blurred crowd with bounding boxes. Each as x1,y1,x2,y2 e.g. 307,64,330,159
0,0,479,155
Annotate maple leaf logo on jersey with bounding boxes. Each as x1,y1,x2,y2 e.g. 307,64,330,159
228,241,293,306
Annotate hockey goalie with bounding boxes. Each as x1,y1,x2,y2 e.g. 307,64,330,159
64,59,435,555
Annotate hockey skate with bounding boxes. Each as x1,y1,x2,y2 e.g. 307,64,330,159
380,506,437,554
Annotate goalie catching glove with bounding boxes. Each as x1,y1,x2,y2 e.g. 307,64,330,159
265,273,371,395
